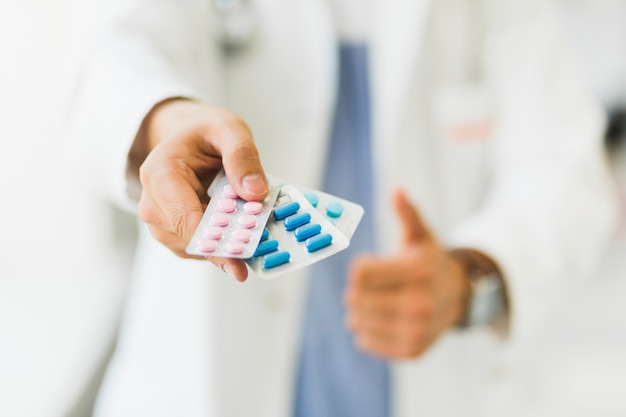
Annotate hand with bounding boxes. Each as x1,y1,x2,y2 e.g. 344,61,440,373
136,99,269,282
344,189,470,360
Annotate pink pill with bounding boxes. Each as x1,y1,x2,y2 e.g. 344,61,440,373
237,214,257,229
217,198,237,213
202,226,223,240
196,239,217,253
243,201,263,215
210,212,230,227
225,241,245,255
222,184,239,199
231,228,251,243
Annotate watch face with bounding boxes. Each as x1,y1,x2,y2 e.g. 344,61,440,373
468,274,504,327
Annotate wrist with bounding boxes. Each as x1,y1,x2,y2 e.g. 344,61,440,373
126,98,196,200
449,249,509,336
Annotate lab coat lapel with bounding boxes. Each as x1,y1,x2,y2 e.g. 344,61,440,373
371,0,432,161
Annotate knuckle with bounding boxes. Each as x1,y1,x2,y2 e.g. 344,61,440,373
169,207,189,238
414,259,434,279
138,161,154,188
401,292,431,318
138,201,160,225
216,108,242,123
230,140,260,162
149,228,193,258
409,249,435,277
418,298,436,319
398,347,415,359
222,110,252,133
405,345,426,359
404,335,428,358
149,227,177,248
350,257,369,281
148,227,166,242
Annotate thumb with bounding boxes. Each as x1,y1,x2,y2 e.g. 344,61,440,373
393,188,432,246
216,117,269,202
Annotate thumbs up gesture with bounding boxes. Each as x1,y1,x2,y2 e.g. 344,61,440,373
344,189,471,360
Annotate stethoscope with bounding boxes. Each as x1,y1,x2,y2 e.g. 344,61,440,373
213,0,257,54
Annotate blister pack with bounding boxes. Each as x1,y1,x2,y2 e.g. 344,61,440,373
298,187,364,240
245,185,357,279
185,170,280,258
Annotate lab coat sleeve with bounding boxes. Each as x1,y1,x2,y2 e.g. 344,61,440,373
67,0,220,211
445,0,619,340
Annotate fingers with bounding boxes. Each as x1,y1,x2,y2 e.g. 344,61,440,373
393,188,432,246
345,247,449,360
205,256,249,282
348,248,435,289
351,322,437,360
345,278,439,359
138,102,267,283
139,162,204,244
345,284,436,320
210,113,269,202
349,256,404,289
139,174,251,282
143,102,269,239
223,143,269,202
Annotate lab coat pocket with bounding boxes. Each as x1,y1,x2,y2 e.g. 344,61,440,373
431,83,494,222
433,83,493,143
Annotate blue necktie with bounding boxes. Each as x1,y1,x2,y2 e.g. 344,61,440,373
294,44,390,417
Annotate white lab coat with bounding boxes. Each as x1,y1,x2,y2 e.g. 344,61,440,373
69,0,617,416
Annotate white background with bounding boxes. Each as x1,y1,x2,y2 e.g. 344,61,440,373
0,1,625,416
0,1,130,416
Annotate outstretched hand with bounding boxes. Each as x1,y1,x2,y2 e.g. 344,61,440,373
136,99,269,282
344,189,470,360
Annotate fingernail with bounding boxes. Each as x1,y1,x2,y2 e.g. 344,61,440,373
242,174,267,196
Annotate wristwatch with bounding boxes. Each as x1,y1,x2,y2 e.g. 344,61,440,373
464,271,505,327
451,249,508,329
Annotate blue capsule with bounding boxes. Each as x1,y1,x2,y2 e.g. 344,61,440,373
263,251,291,269
260,228,270,242
294,223,322,242
284,212,311,231
253,239,279,257
274,202,300,220
305,233,333,253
